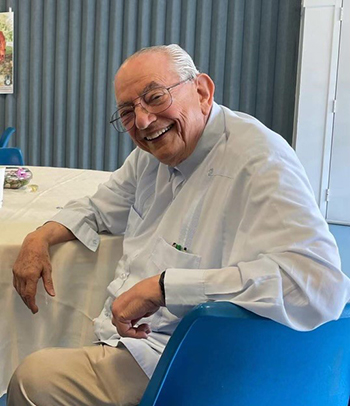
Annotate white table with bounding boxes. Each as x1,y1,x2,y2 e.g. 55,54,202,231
0,166,123,396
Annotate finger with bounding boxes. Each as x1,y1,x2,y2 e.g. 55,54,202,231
13,274,20,294
18,276,27,297
121,326,149,339
136,323,151,335
130,317,143,325
20,294,29,309
23,279,39,314
13,273,28,307
42,266,55,296
113,318,149,339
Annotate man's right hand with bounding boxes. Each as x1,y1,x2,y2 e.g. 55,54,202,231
12,222,76,314
12,233,54,313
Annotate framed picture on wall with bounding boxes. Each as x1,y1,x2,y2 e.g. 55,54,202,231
0,10,14,94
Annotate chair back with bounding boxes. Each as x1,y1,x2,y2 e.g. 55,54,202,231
140,302,350,406
0,127,15,148
0,147,24,165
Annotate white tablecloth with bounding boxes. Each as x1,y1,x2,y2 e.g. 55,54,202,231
0,166,123,396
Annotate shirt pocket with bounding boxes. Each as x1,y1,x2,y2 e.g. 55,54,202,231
150,236,201,272
149,237,201,332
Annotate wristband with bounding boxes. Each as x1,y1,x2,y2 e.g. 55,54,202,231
159,271,166,303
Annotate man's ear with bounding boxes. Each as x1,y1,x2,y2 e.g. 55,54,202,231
196,73,215,116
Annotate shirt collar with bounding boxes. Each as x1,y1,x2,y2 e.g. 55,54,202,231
168,102,224,179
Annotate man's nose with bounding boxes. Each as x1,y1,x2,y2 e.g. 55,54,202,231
134,105,156,130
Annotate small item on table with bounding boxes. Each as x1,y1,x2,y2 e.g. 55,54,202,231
27,184,39,192
3,167,33,189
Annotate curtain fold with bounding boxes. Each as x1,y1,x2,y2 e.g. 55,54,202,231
0,0,301,170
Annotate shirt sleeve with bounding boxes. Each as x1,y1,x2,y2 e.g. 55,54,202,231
164,150,350,331
50,149,139,251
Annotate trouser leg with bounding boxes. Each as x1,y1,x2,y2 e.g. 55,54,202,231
7,344,149,406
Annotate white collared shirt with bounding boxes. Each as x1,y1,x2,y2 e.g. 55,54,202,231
52,103,350,378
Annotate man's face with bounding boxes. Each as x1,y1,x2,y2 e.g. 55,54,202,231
114,52,212,167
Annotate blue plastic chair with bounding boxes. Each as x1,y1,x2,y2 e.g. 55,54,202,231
0,147,24,165
140,302,350,406
0,127,16,148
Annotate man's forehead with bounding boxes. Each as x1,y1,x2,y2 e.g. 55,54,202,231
117,64,174,86
116,80,166,108
118,78,165,95
115,55,178,104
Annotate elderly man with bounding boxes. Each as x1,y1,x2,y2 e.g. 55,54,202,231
8,44,350,405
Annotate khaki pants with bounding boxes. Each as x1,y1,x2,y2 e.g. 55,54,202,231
7,344,149,406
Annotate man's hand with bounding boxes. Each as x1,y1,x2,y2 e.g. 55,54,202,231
12,222,76,313
111,275,165,339
12,234,54,314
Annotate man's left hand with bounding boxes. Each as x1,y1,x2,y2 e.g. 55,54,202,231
111,275,165,339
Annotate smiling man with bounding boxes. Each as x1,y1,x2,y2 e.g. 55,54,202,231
8,44,350,406
113,50,213,167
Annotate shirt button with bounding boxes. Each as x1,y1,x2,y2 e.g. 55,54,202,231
120,273,128,280
208,168,213,176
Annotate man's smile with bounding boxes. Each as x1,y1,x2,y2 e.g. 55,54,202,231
144,124,174,141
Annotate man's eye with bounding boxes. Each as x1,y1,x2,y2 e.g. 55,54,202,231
144,90,166,105
119,110,133,118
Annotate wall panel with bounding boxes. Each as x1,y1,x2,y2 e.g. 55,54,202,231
0,0,301,170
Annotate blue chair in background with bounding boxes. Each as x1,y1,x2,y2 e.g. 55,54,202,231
140,302,350,406
0,127,16,148
0,147,24,166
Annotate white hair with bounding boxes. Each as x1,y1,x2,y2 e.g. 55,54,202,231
126,44,200,81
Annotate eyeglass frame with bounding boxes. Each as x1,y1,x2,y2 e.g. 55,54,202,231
110,77,194,133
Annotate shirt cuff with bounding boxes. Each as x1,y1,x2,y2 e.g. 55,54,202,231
164,268,207,318
50,210,100,252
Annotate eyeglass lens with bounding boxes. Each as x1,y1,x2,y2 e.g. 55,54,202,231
111,87,173,132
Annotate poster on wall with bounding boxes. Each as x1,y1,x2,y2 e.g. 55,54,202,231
0,11,14,94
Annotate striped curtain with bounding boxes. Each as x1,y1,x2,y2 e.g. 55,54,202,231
0,0,301,171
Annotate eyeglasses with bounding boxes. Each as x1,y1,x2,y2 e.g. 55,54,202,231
110,78,192,133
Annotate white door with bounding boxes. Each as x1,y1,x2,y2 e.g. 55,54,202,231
293,0,343,215
326,0,350,224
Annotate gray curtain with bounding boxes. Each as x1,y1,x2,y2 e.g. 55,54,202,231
0,0,301,171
